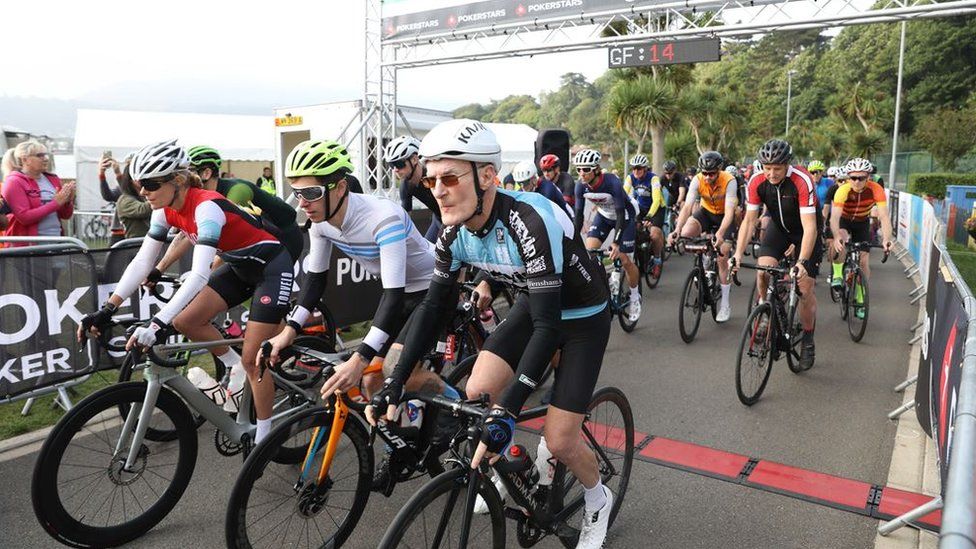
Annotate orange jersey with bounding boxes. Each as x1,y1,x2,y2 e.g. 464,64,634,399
832,181,886,222
692,171,737,215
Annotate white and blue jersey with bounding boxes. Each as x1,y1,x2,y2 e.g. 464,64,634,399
574,172,638,221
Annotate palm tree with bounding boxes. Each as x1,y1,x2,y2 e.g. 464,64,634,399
606,75,679,173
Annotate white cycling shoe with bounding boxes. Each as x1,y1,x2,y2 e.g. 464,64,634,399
627,296,641,322
716,301,731,323
577,486,614,549
474,472,508,514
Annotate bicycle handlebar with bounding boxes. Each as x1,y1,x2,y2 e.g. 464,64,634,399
148,275,180,303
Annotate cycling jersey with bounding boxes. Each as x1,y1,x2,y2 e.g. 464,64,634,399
114,187,285,325
288,192,435,362
625,171,664,218
216,178,301,260
574,173,636,221
746,166,821,236
832,181,886,222
534,179,574,218
391,188,608,415
814,177,834,209
660,172,690,207
688,171,737,215
544,171,576,207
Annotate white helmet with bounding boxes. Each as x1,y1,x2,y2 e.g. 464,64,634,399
384,135,421,165
752,159,762,172
725,165,739,176
845,157,873,174
835,167,849,180
573,149,601,168
129,139,189,180
419,119,501,171
629,154,649,168
826,166,838,177
511,160,537,184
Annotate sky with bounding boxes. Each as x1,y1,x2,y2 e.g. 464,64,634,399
0,0,866,116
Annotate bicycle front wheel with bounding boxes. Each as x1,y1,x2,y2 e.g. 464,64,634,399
226,406,373,549
847,270,869,342
32,382,198,548
679,269,704,343
617,272,640,333
379,467,506,549
551,386,634,548
785,300,806,373
735,303,775,406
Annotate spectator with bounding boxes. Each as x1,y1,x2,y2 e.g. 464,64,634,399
1,140,75,247
114,156,151,238
0,195,8,230
98,153,126,244
256,166,276,195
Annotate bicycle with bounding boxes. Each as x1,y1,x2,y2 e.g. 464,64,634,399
732,262,806,406
676,237,736,343
31,330,331,548
834,241,889,342
589,248,641,332
661,205,680,261
378,386,634,548
635,221,663,289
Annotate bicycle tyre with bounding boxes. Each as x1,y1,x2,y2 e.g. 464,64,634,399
552,386,634,548
679,269,704,343
747,278,759,315
847,270,869,342
735,303,775,406
617,271,639,333
839,265,850,320
785,298,806,374
226,406,373,549
32,382,198,548
644,247,663,289
378,466,506,549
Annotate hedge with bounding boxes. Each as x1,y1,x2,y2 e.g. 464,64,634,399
908,173,976,200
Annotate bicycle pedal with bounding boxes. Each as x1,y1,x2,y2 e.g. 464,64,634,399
504,507,530,520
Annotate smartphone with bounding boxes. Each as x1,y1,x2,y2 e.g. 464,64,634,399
102,150,113,161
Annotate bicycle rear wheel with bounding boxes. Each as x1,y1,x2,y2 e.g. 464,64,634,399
735,303,775,406
379,467,506,549
617,272,640,333
32,382,198,548
551,386,634,548
847,270,869,342
679,269,704,343
226,406,372,549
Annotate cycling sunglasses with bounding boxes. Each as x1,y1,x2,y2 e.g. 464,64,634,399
701,170,719,177
420,171,471,189
576,167,595,174
849,175,868,182
810,170,823,175
389,159,408,170
292,186,327,202
140,176,173,192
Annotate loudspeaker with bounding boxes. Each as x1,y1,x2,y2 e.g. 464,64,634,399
535,129,571,172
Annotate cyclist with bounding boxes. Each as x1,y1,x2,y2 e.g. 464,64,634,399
367,119,614,549
385,135,443,243
823,176,841,284
669,151,738,322
808,160,833,212
539,153,576,208
573,148,642,322
625,153,665,278
731,139,823,369
660,159,688,211
512,159,573,218
77,139,293,444
829,157,893,318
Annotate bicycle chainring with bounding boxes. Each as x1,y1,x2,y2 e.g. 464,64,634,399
516,515,545,547
214,429,244,457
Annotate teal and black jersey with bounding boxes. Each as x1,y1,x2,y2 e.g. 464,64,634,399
434,189,607,320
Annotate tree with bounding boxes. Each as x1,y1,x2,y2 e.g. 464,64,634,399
453,103,488,120
605,75,678,173
915,107,976,170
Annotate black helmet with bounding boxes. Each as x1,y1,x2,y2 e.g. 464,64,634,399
757,139,793,165
697,151,724,172
663,160,677,172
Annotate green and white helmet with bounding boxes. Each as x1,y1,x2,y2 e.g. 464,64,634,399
187,146,222,169
285,140,354,183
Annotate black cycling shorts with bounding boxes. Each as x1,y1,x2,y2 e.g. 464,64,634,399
840,218,871,244
483,295,610,414
757,221,823,278
692,208,736,242
209,247,294,324
644,208,665,229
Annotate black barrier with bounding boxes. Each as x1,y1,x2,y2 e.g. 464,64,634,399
0,244,98,400
914,240,970,487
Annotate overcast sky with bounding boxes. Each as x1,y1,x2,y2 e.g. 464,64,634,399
1,0,863,114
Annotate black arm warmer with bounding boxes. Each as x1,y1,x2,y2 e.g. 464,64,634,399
356,287,405,363
389,277,457,384
613,208,627,244
498,289,562,414
296,270,329,316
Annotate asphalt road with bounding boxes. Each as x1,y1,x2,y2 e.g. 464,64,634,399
0,251,914,549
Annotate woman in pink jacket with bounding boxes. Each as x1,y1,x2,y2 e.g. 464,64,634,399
1,140,75,247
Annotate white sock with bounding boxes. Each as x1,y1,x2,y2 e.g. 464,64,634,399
584,481,608,513
721,283,731,305
255,418,272,444
629,285,640,299
216,349,242,369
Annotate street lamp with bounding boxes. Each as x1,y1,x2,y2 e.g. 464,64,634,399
786,69,798,137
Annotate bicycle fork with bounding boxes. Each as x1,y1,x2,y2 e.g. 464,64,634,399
117,372,164,471
299,396,349,492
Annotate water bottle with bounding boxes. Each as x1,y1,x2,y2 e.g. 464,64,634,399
534,437,555,487
223,362,247,413
187,367,225,406
497,444,539,489
479,309,497,333
609,270,621,300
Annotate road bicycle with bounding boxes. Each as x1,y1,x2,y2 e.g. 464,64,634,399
377,385,633,548
733,262,807,406
635,221,664,289
31,329,331,548
661,204,680,261
589,248,641,332
832,241,889,342
676,237,734,343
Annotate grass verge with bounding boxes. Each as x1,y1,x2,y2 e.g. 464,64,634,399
945,240,976,291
